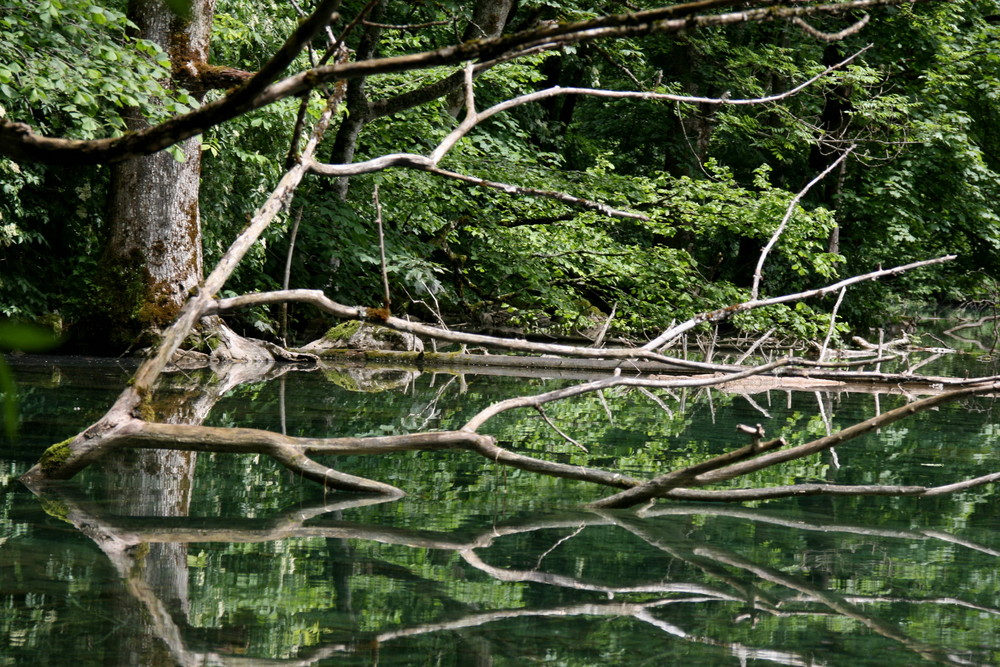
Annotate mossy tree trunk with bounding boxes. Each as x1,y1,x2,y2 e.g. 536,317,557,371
99,0,216,351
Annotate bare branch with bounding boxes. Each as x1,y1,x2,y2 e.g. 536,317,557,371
373,185,391,309
588,435,789,509
0,1,907,164
818,286,847,362
461,358,799,432
735,327,775,364
20,93,343,483
363,19,454,30
420,164,648,219
751,146,854,299
643,254,956,351
0,0,341,164
792,14,871,41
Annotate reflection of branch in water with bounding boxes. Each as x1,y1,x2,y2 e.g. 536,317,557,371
693,546,969,666
460,548,739,599
613,513,785,610
604,508,990,667
24,483,997,666
367,598,824,667
645,505,1000,558
786,593,1000,617
632,609,826,667
534,523,585,570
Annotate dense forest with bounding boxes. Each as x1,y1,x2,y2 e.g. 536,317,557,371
1,0,999,353
7,6,1000,662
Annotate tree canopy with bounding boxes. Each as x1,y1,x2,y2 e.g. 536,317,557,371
1,0,999,348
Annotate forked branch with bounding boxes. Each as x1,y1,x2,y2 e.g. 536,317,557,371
0,1,915,164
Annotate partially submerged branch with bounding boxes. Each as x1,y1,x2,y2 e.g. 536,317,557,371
592,380,1000,508
19,96,341,484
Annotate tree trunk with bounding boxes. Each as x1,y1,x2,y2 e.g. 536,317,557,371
99,0,216,351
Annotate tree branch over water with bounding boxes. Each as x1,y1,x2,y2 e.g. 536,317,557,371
0,0,921,164
21,0,997,515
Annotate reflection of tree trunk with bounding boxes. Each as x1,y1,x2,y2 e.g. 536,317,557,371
97,365,287,664
102,385,200,665
325,525,355,616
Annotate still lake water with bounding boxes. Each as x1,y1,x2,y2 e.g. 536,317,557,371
3,345,1000,666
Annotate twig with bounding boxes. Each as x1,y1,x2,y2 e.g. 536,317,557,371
637,387,674,417
818,286,846,362
735,328,775,365
534,525,586,570
363,19,453,30
792,15,871,41
591,303,617,348
374,184,391,309
535,406,589,452
281,207,303,345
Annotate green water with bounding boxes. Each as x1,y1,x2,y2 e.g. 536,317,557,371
3,352,1000,666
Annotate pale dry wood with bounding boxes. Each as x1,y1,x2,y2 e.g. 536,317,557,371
309,49,870,220
592,381,1000,508
20,98,340,484
643,255,956,351
751,148,854,299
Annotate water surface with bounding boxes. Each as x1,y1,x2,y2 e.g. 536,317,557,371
3,346,1000,666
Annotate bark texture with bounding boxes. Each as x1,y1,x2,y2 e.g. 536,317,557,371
100,0,216,349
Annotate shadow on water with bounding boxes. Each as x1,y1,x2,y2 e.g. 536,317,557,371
4,352,1000,665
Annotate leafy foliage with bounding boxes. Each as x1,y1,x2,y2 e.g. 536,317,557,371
3,0,1000,345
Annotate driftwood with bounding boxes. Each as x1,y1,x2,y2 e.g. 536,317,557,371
17,0,999,513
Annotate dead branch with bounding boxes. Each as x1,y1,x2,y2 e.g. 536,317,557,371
460,358,799,431
592,380,1000,508
750,147,854,299
419,164,648,219
792,14,871,41
0,0,342,164
818,286,846,361
19,96,341,484
308,49,870,220
206,288,926,380
643,254,956,351
363,18,454,30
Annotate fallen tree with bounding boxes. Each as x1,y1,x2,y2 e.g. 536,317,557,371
16,0,1000,511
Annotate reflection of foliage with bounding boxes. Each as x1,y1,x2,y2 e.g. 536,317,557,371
8,486,1000,665
0,322,58,440
5,363,1000,664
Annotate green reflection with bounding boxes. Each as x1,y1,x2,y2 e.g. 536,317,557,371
2,358,1000,666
